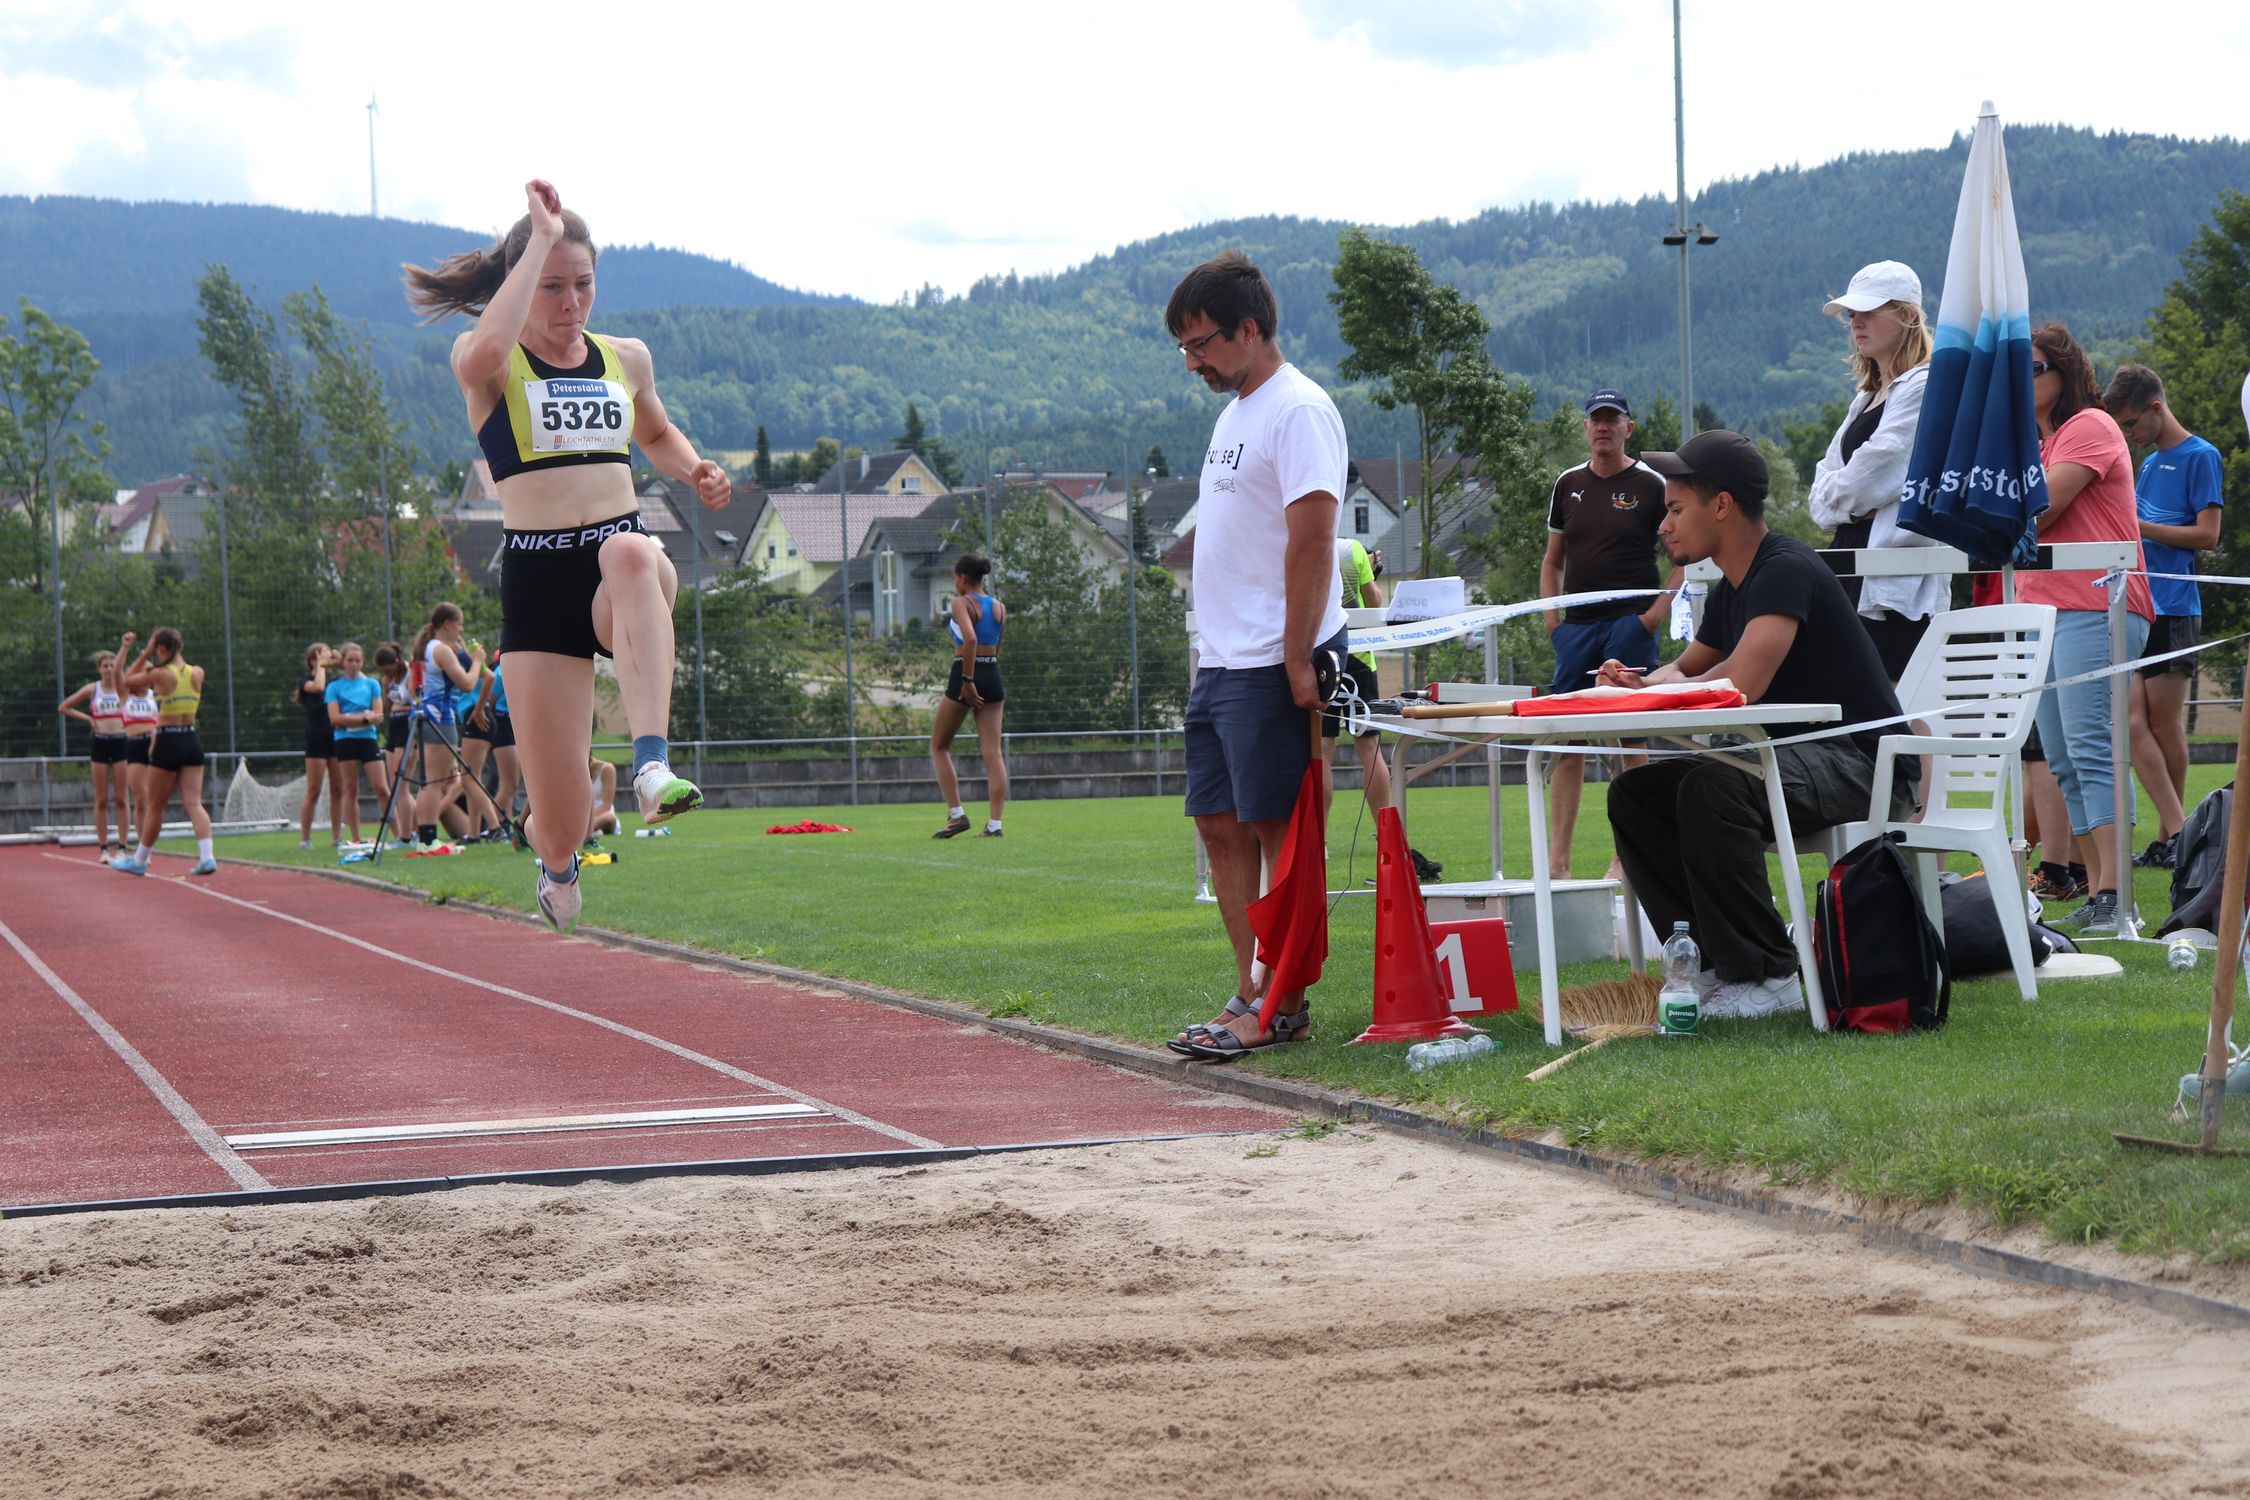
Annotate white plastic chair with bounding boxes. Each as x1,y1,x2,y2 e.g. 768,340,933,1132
1859,604,2058,1000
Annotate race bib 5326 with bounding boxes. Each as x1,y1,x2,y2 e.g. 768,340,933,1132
525,377,630,453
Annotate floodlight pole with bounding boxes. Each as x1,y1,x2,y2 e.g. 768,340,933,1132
1672,0,1693,424
1665,0,1716,428
838,466,857,805
376,441,395,643
48,465,66,758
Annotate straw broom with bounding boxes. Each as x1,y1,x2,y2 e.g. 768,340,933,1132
1522,971,1661,1081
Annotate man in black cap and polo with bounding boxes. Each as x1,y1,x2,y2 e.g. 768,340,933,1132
1539,388,1677,878
1601,430,1914,1019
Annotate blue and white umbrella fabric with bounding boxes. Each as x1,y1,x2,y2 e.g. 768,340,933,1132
1898,103,2048,566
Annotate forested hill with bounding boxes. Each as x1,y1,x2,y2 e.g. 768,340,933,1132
11,125,2248,486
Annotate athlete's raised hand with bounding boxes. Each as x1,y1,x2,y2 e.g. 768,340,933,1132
690,458,731,511
525,179,564,240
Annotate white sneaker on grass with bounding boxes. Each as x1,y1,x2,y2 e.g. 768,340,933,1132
535,854,582,934
1701,973,1806,1021
632,761,702,826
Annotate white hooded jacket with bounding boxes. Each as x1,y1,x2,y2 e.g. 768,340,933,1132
1805,363,1947,622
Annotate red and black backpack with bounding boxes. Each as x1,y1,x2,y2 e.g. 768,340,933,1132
1813,832,1951,1034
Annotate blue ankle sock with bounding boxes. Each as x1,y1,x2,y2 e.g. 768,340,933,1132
632,735,668,775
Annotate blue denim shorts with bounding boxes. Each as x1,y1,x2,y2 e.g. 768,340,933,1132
1548,614,1659,694
1185,628,1348,823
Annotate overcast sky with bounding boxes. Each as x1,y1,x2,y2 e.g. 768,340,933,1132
3,0,2245,303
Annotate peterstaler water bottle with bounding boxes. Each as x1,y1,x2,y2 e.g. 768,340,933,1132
1406,1033,1498,1073
1657,921,1701,1038
2169,935,2199,971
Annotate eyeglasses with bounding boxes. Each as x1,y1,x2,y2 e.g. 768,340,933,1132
2030,359,2053,375
1177,326,1232,359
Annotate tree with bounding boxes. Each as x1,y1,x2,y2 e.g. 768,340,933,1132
2139,189,2250,655
1781,397,1850,485
753,425,772,483
1330,227,1526,575
1693,399,1724,434
1628,394,1682,457
1126,483,1155,564
195,266,323,522
1143,443,1169,478
284,286,445,637
891,400,966,488
805,436,843,486
0,299,112,598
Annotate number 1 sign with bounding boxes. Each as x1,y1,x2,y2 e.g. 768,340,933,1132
1430,918,1517,1016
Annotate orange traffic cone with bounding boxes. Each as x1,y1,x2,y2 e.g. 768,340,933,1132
1350,806,1480,1046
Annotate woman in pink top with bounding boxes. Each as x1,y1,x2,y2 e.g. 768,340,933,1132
2021,322,2153,935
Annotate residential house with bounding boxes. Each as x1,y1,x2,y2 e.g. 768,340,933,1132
1082,477,1200,560
835,483,1136,633
999,468,1110,503
98,474,219,558
854,494,976,635
1346,456,1496,579
807,449,950,501
738,489,933,598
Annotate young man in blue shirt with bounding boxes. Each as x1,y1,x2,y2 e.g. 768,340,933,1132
2105,365,2223,869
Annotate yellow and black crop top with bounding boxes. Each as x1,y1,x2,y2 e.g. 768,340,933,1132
475,333,637,483
157,659,201,718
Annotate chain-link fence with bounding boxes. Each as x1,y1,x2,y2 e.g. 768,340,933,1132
1,486,1193,795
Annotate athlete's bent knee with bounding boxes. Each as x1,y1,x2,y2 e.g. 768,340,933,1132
599,531,662,583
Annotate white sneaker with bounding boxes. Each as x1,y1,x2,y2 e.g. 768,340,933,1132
1701,973,1806,1020
631,761,703,826
535,854,582,933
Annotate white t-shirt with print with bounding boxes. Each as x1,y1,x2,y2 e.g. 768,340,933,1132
1190,363,1349,668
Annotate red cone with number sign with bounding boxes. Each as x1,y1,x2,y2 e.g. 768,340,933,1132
1350,806,1478,1045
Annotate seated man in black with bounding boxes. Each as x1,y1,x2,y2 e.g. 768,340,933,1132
1601,430,1914,1019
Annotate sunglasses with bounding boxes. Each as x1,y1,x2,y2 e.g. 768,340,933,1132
2030,359,2053,375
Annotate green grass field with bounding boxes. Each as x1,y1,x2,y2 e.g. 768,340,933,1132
220,763,2250,1263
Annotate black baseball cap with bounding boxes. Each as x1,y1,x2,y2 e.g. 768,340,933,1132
1640,429,1769,507
1581,389,1631,416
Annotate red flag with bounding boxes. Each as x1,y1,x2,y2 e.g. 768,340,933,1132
1246,758,1328,1028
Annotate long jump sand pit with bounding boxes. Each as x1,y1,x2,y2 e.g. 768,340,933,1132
4,1127,2248,1499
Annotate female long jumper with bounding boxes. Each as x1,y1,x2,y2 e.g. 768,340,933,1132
405,180,729,933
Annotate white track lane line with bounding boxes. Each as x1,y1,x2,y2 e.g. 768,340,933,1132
0,913,272,1192
159,872,943,1151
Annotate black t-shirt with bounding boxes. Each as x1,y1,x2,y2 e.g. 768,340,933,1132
1694,532,1905,761
1546,460,1670,623
297,675,330,734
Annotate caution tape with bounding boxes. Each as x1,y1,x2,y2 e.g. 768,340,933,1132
1346,587,1674,653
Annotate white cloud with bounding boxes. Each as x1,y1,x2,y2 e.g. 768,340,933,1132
0,0,2245,300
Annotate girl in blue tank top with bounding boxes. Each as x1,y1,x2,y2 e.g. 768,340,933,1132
929,554,1011,839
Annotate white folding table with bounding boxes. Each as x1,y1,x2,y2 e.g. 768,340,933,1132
1366,702,1843,1045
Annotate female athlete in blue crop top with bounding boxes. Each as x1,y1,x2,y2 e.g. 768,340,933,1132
405,179,732,933
929,554,1010,839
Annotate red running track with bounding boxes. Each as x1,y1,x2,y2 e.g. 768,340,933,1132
0,847,1278,1209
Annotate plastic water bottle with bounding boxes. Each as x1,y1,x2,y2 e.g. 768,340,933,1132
1406,1033,1498,1073
2169,935,2200,971
1657,921,1702,1039
634,826,672,838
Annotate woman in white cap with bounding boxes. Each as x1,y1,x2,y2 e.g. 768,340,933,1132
1806,261,1947,682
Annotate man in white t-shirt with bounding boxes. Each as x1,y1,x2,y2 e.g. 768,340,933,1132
1163,252,1349,1059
